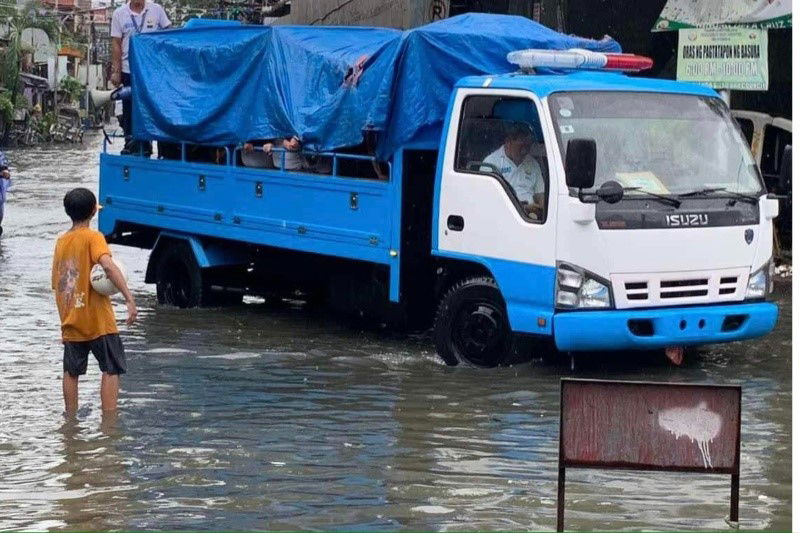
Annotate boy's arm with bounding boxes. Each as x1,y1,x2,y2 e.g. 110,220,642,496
98,254,137,326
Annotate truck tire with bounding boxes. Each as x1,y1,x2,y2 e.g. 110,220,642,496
155,242,203,308
434,276,513,368
154,242,245,308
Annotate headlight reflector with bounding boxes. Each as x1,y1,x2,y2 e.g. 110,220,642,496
557,268,583,290
557,290,579,307
556,262,613,309
579,278,611,308
746,259,773,299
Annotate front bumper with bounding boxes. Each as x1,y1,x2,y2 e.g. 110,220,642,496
553,302,778,352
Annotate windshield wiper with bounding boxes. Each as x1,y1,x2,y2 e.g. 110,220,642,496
679,187,759,204
621,187,681,208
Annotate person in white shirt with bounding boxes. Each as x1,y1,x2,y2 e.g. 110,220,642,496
110,0,171,153
482,123,546,219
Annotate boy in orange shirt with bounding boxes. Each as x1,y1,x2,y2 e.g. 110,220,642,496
52,188,137,413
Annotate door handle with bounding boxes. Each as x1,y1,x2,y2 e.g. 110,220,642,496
447,215,464,231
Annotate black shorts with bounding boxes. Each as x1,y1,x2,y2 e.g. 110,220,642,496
63,334,127,376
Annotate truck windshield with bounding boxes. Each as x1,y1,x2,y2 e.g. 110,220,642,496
548,92,763,199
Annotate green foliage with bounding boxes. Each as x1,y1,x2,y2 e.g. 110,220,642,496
13,92,26,110
0,1,67,138
0,93,14,123
61,32,88,50
0,2,62,92
59,76,82,102
36,111,55,135
1,6,37,91
0,43,17,90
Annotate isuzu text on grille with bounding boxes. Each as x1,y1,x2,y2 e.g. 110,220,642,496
665,214,710,227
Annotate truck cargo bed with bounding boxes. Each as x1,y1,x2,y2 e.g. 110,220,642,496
99,154,398,268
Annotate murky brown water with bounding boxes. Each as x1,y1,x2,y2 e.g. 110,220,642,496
0,136,791,531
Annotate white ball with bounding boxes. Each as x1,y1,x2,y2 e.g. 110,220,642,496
90,258,127,296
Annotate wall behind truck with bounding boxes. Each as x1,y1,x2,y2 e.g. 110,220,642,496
729,30,792,120
450,0,565,30
274,0,441,28
272,0,566,29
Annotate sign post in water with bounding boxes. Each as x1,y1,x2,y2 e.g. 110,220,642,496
556,379,742,531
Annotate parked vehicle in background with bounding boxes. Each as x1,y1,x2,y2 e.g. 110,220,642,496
732,110,791,254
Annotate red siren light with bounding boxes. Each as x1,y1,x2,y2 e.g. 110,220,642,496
602,53,654,72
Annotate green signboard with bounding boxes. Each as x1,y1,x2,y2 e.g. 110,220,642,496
677,27,769,91
654,0,791,31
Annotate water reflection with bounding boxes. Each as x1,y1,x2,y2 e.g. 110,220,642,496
50,412,134,530
0,137,791,531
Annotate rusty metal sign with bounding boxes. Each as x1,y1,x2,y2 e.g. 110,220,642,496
557,379,741,531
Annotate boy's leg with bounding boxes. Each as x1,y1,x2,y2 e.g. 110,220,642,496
90,334,127,412
100,373,119,412
63,341,90,413
62,373,79,413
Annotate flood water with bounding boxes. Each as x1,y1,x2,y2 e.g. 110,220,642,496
0,136,791,531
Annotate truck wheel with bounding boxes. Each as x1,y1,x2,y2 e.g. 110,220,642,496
154,242,203,308
154,242,245,307
434,276,512,368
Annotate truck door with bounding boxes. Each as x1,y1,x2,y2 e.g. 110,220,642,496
434,88,558,334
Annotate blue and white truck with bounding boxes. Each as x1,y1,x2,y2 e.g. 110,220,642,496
99,15,779,367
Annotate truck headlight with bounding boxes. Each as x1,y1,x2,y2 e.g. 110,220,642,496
556,262,613,309
745,259,774,299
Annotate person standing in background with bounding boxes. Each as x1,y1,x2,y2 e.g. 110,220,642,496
110,0,171,155
0,151,11,237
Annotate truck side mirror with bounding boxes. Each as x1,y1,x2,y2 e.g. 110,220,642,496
778,144,791,194
565,139,596,190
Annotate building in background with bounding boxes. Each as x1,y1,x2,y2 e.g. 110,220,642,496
262,0,565,29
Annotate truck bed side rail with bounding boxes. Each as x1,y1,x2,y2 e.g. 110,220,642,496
99,139,400,300
102,136,388,179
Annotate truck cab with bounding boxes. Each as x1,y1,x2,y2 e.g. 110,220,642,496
431,66,778,365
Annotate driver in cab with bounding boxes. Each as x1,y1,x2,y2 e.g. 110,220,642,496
481,123,545,219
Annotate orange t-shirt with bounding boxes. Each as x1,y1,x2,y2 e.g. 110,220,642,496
52,228,118,342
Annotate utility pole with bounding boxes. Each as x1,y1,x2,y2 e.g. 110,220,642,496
54,0,60,123
85,11,92,125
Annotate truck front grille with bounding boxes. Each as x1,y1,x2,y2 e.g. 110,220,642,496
612,269,748,309
660,278,708,299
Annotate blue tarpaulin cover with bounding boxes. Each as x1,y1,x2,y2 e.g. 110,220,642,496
130,13,620,157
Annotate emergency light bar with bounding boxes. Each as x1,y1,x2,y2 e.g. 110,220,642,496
507,49,653,72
